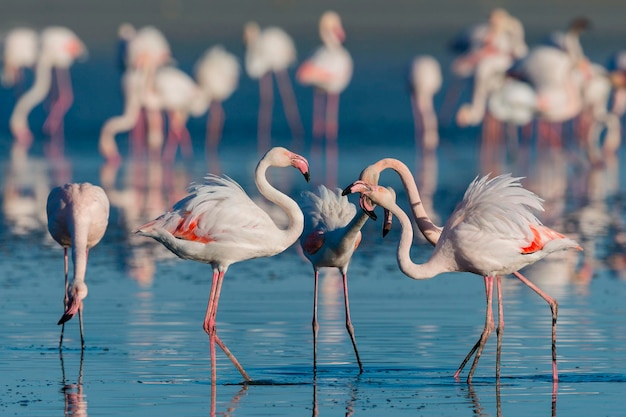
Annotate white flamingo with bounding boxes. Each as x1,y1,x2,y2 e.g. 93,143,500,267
297,11,353,143
344,175,581,386
2,27,39,89
409,55,442,151
134,147,310,382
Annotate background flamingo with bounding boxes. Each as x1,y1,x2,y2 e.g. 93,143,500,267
134,146,310,383
409,55,442,152
299,184,373,374
9,26,86,150
243,22,303,149
2,27,38,92
194,45,240,152
46,182,110,349
344,174,581,387
297,11,352,144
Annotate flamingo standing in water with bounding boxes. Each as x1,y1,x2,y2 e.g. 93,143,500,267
409,55,442,152
46,183,110,349
299,184,377,374
134,147,311,382
243,22,303,148
297,11,353,143
99,25,172,163
194,45,240,151
2,27,39,91
343,174,581,387
10,27,86,149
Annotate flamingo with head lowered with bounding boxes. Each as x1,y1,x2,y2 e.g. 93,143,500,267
134,147,310,383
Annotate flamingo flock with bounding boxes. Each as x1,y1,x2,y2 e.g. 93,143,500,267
4,8,605,390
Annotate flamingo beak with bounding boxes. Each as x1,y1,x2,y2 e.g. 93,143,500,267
58,297,82,325
382,208,393,237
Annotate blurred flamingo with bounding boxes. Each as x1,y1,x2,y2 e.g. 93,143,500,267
10,27,86,149
46,183,110,349
299,184,376,373
297,11,353,143
134,147,310,382
344,174,581,387
409,55,442,151
2,27,39,92
243,22,303,148
194,45,240,151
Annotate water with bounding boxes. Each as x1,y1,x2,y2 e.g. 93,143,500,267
2,8,626,416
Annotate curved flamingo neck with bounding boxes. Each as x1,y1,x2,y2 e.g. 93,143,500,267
10,55,53,131
390,199,445,280
255,158,304,249
363,158,442,246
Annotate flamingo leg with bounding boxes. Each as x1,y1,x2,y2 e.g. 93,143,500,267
275,68,304,142
206,101,224,151
325,92,339,143
78,303,85,350
341,270,363,373
495,275,504,380
454,275,495,382
204,270,251,382
312,89,325,140
513,271,559,383
312,269,319,374
59,247,69,349
44,68,73,139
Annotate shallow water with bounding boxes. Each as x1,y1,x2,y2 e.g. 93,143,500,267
2,9,626,416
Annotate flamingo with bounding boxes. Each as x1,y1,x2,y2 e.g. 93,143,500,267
409,55,442,151
154,66,207,163
46,183,110,349
99,26,173,163
299,184,376,373
2,27,39,90
297,11,353,143
243,22,303,146
9,26,86,148
343,174,582,386
194,45,240,151
134,147,311,382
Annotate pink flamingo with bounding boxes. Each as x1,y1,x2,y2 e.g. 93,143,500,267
134,147,310,382
344,174,582,387
409,55,442,152
299,184,377,374
297,11,352,143
10,27,86,150
46,183,110,349
243,22,303,148
194,45,240,151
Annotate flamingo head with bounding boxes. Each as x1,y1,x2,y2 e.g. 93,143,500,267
319,11,345,46
243,22,260,46
57,282,88,325
262,147,311,182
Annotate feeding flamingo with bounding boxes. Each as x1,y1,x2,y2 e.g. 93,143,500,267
343,174,581,386
243,22,303,147
46,183,110,349
10,27,86,149
409,55,442,152
297,11,352,143
134,147,310,382
299,184,377,373
2,27,39,91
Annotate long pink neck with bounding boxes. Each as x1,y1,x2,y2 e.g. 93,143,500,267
362,158,442,246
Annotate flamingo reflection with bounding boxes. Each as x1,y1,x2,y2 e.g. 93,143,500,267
59,350,87,417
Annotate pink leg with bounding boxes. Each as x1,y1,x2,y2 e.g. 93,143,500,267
312,269,319,374
454,275,495,382
59,247,69,349
341,270,363,373
44,68,73,138
513,271,559,384
204,270,251,382
325,93,339,143
258,73,273,155
312,89,325,140
495,275,504,380
130,109,147,158
146,109,164,160
275,69,304,141
206,101,224,151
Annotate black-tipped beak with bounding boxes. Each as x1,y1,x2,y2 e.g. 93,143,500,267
382,208,393,237
341,183,353,196
303,171,311,182
363,207,377,221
